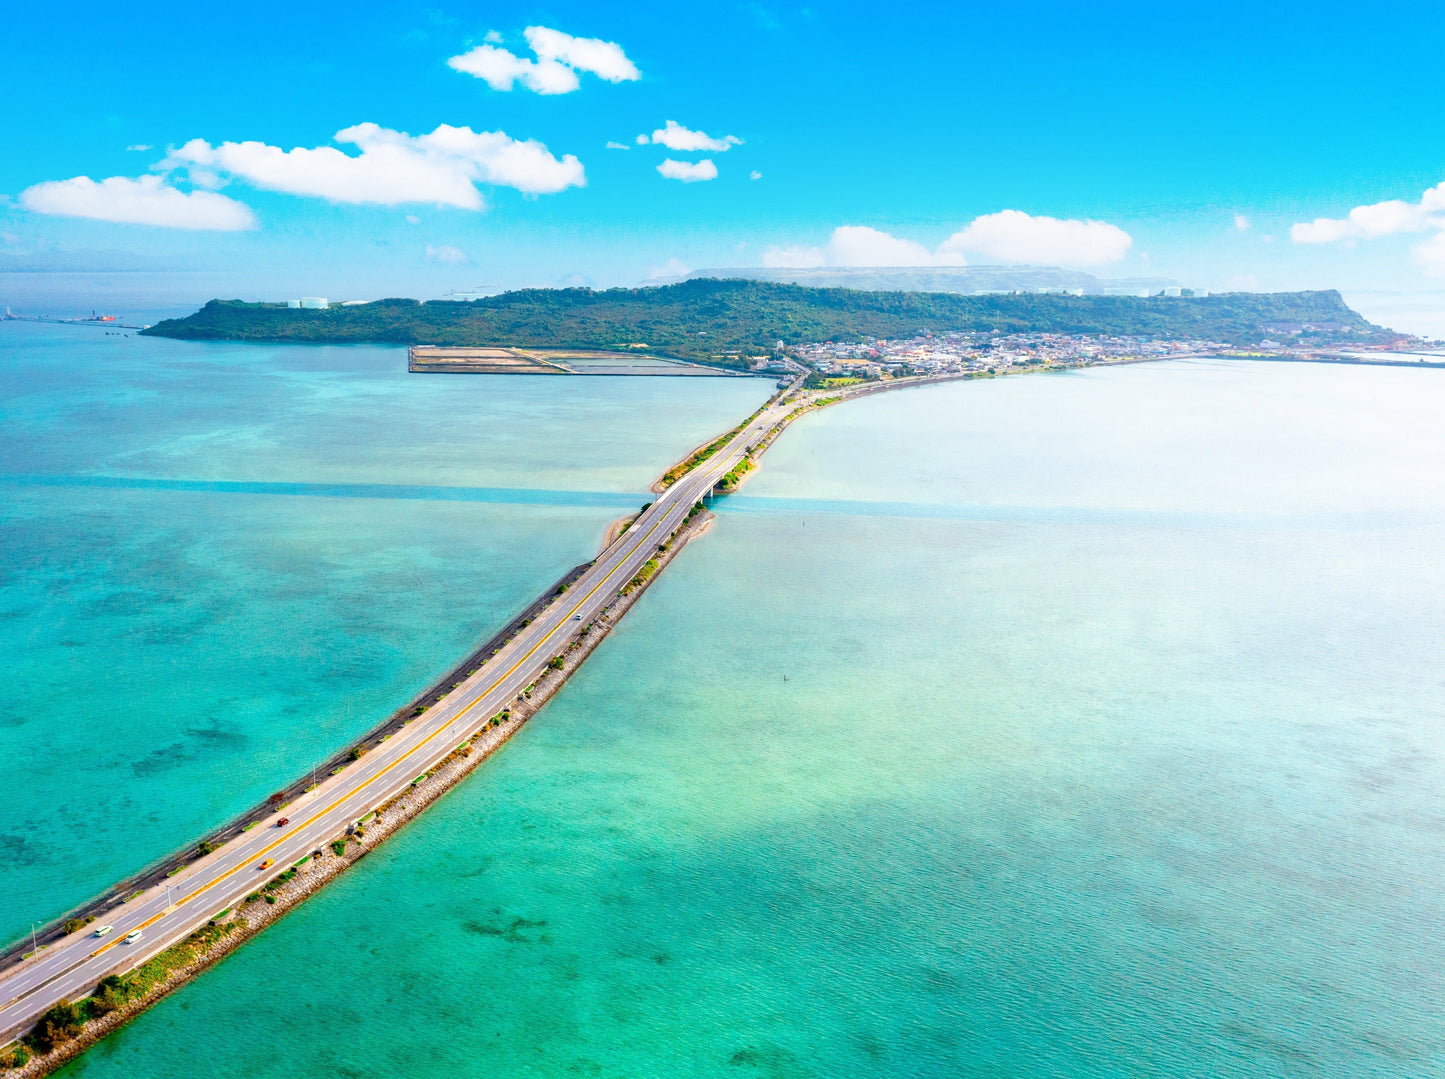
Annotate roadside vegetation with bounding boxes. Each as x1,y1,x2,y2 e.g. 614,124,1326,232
621,559,660,596
661,430,739,487
15,922,237,1060
716,456,755,493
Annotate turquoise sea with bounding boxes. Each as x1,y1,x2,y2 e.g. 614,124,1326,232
8,332,1445,1077
0,321,769,944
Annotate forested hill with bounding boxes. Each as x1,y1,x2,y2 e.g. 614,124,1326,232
142,279,1386,363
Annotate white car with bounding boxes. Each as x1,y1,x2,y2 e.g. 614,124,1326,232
124,930,143,944
92,925,113,938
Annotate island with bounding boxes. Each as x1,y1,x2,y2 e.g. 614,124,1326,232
140,279,1398,366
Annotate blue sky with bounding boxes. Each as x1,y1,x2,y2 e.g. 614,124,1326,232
3,0,1444,330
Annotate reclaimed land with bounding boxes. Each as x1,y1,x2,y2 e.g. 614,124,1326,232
406,345,744,376
140,279,1388,368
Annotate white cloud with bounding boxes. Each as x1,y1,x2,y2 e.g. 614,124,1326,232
939,210,1132,265
750,170,762,181
648,257,691,281
405,214,420,224
425,244,469,263
1413,231,1445,278
446,45,578,94
19,174,255,230
827,225,963,267
524,26,639,82
447,26,638,94
641,120,741,153
1290,181,1445,244
125,144,153,152
762,243,827,268
484,30,504,44
606,141,630,150
657,158,717,183
1291,201,1430,244
762,213,1131,269
1234,214,1250,231
1293,181,1445,282
163,123,584,208
762,226,963,268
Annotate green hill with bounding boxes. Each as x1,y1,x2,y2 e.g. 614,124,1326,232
142,279,1387,365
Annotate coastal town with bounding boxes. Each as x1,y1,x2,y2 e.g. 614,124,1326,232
776,330,1220,378
764,327,1443,382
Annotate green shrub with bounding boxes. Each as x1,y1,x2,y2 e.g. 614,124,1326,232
24,999,82,1052
264,895,276,905
330,840,347,857
547,655,564,670
1,1045,31,1068
197,839,218,855
81,994,114,1020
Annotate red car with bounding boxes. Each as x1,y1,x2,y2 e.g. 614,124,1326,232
276,817,289,827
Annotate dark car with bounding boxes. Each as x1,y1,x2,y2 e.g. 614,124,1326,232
276,817,289,827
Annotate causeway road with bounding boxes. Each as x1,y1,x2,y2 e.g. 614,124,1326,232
0,378,800,1045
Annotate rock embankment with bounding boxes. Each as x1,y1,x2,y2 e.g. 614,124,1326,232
3,506,716,1078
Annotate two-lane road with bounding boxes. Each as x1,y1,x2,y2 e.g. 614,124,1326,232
0,384,797,1045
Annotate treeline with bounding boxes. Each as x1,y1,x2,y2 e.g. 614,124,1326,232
142,279,1387,364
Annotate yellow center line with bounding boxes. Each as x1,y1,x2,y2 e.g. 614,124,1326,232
161,494,689,915
74,434,748,973
20,414,771,1031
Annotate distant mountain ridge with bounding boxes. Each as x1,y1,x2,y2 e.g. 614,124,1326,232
688,265,1182,295
142,279,1389,365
